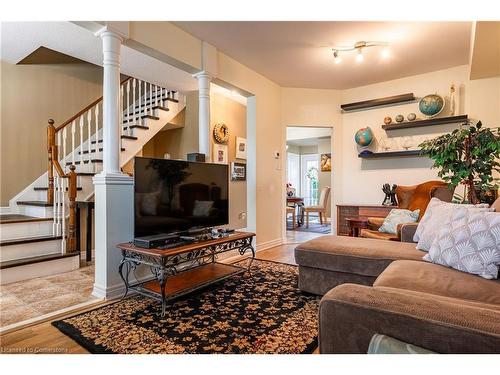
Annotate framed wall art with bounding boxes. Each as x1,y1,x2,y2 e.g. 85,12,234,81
231,162,247,181
213,144,228,164
235,136,247,160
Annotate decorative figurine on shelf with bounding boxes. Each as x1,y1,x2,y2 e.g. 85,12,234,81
286,183,295,197
384,116,392,125
382,183,398,206
395,114,404,123
407,112,417,121
449,83,456,116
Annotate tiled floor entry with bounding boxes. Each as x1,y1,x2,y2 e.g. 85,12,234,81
0,265,97,328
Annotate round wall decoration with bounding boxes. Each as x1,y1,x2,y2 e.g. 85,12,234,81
213,123,230,143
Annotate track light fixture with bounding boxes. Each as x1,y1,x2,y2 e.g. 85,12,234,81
331,41,390,64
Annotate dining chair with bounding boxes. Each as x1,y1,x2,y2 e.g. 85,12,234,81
304,187,331,227
286,206,296,229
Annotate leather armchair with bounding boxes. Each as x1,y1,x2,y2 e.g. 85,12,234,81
360,181,454,242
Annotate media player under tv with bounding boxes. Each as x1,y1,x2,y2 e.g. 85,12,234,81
133,233,180,249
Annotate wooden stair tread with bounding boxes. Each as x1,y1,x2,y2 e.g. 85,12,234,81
0,252,78,269
123,125,149,130
0,215,52,224
0,235,62,247
34,186,83,191
92,135,138,144
17,200,53,207
77,172,95,176
79,148,125,154
66,159,102,165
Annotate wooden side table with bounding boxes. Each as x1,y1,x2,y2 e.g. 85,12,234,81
345,217,369,237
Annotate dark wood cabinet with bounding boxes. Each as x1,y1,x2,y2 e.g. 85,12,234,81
336,204,395,236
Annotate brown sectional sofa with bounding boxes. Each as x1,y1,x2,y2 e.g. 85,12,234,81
294,235,500,353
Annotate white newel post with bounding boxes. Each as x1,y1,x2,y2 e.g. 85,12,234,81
194,71,212,161
92,27,134,299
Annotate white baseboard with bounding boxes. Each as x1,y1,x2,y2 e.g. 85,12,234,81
0,206,11,215
256,237,283,251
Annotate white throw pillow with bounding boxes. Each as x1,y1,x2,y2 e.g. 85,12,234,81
414,198,492,251
379,208,420,234
424,209,500,279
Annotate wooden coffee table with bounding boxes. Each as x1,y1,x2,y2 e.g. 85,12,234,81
116,231,255,316
345,217,369,237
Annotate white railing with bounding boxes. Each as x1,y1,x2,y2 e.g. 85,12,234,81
49,77,179,251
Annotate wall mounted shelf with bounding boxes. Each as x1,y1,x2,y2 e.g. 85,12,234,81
358,150,425,158
382,114,468,130
341,93,415,112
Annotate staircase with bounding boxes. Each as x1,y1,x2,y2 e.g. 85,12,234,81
0,77,186,284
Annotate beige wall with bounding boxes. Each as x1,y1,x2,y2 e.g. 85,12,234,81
0,60,103,205
340,65,500,205
281,88,342,230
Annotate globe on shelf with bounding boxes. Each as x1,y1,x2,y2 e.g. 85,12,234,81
354,126,374,147
419,94,445,117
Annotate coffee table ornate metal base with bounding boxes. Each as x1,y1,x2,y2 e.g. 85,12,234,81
116,232,255,316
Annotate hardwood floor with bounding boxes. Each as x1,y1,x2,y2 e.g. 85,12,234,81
0,241,312,354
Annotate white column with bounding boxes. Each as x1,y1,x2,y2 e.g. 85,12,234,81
99,30,122,175
193,71,212,161
92,27,134,299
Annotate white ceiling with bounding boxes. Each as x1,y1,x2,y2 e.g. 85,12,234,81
287,127,331,141
0,22,198,93
174,21,472,89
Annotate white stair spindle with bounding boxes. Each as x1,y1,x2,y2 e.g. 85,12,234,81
154,84,158,109
142,82,148,120
120,84,124,137
71,120,76,167
53,173,58,235
61,177,66,251
79,116,84,164
149,82,153,115
126,80,131,125
132,79,136,136
95,104,99,145
87,110,92,162
62,127,68,172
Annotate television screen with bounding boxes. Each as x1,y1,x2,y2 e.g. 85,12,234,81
134,157,229,237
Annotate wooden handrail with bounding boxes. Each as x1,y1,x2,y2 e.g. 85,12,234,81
54,76,132,132
47,119,77,253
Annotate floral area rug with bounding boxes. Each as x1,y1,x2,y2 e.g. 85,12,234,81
52,259,320,354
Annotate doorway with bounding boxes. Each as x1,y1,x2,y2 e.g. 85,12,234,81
285,126,332,243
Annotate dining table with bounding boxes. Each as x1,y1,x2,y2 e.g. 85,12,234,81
286,196,305,226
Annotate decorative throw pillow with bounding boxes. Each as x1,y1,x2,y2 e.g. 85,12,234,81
413,198,492,251
379,209,420,234
424,209,500,279
192,200,214,217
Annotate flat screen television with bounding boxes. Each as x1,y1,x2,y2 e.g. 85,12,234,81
134,157,229,237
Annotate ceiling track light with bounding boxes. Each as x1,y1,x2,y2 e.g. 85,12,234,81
331,41,390,64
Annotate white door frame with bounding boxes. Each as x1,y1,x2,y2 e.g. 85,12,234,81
283,125,335,242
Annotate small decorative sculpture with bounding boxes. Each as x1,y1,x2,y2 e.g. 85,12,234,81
395,114,404,123
382,183,398,206
384,116,392,125
449,83,456,116
407,112,416,121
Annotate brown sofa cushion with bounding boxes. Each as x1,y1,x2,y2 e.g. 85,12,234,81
295,235,425,278
319,283,500,353
374,260,500,306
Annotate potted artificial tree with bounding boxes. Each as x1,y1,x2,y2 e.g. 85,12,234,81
419,120,500,204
